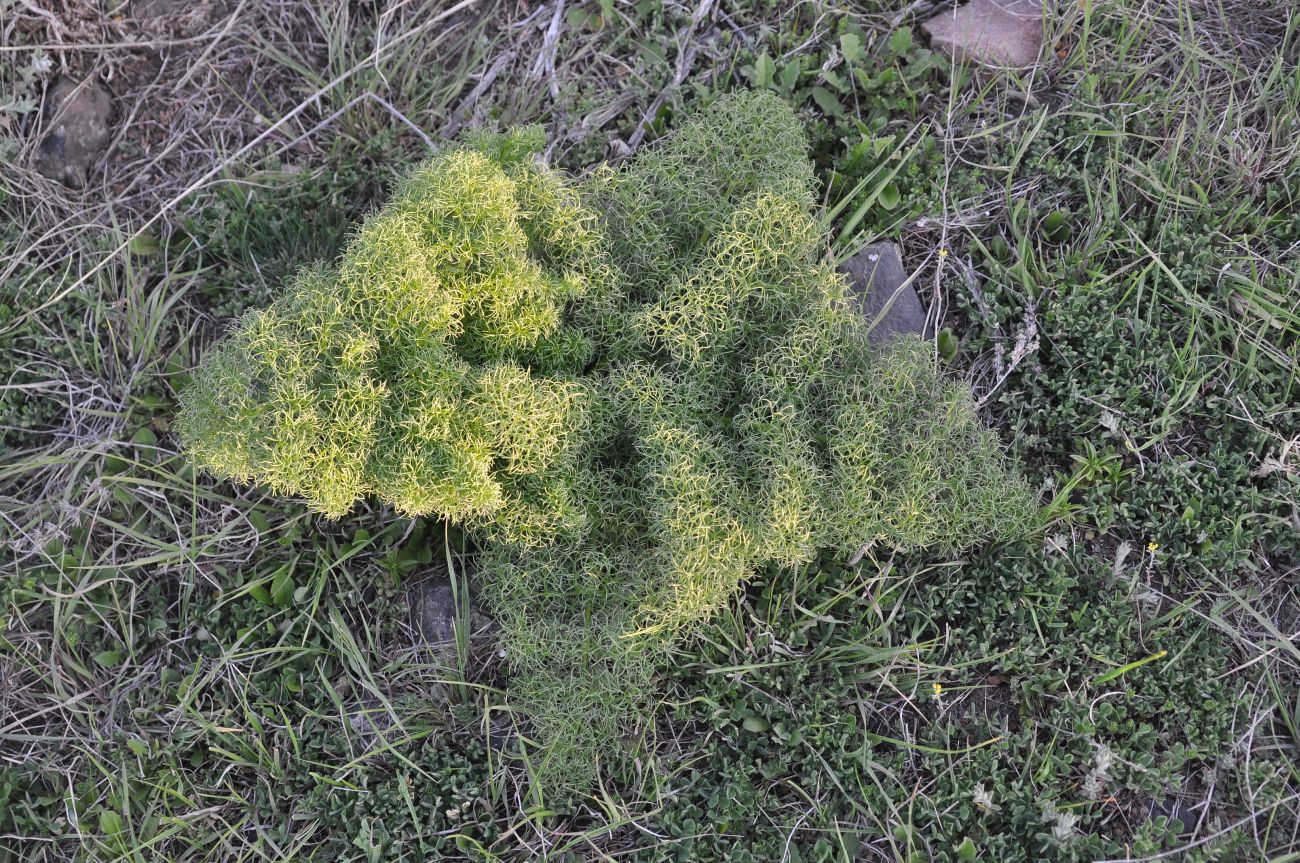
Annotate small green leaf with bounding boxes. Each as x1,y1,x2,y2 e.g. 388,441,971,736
887,27,914,57
751,53,776,88
129,232,161,257
248,510,271,534
248,582,273,606
270,564,295,607
93,650,125,668
111,485,137,510
904,49,936,79
877,182,901,210
956,836,977,861
126,738,149,757
810,86,845,118
282,668,302,693
742,716,769,732
638,39,666,66
103,453,130,475
99,809,126,836
564,5,587,29
987,235,1013,264
821,68,848,93
1043,210,1073,242
131,427,157,447
937,328,959,363
840,33,866,64
778,58,802,93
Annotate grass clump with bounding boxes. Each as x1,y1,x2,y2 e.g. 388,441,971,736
178,91,1034,793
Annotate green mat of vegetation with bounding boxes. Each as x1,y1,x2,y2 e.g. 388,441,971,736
2,1,1296,860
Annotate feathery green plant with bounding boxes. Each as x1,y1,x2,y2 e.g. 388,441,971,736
178,92,1035,792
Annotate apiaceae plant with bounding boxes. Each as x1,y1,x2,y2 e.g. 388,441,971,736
179,92,1034,791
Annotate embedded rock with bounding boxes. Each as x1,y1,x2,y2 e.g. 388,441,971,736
407,565,492,655
34,77,113,188
409,571,459,647
838,242,928,344
921,0,1045,69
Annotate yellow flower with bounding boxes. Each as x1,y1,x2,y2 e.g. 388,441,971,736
1146,541,1159,552
932,682,944,697
938,247,949,257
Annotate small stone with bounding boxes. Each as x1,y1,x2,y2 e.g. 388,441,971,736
409,571,458,647
484,713,516,749
34,77,113,189
406,564,494,657
838,242,928,345
921,0,1045,70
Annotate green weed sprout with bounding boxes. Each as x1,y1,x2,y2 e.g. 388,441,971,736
178,92,1035,793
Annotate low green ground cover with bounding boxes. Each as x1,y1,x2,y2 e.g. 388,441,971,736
2,1,1297,860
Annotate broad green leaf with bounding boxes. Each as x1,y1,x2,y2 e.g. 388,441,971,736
248,582,273,606
99,810,126,836
270,564,295,607
841,33,866,64
938,328,959,362
887,27,913,56
128,233,161,257
877,182,901,210
810,86,845,118
282,668,302,693
778,58,802,92
248,510,271,533
1043,210,1073,242
93,650,125,668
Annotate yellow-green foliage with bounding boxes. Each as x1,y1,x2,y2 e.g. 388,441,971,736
178,136,600,547
179,92,1035,793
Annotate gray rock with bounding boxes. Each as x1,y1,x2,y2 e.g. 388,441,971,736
922,0,1045,69
34,77,113,189
838,242,929,345
407,564,493,654
409,570,460,647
